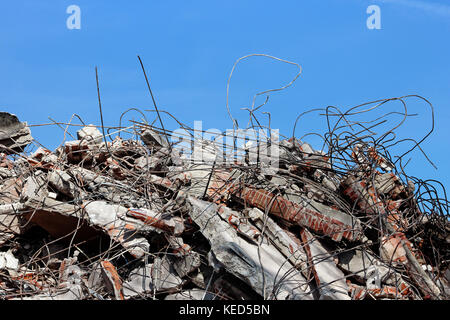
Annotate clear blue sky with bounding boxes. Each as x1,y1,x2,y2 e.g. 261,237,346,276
1,0,449,194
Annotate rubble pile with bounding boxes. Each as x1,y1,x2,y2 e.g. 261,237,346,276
0,108,448,300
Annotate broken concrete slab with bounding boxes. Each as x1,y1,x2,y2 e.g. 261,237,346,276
0,250,19,277
172,251,202,278
0,202,24,246
48,169,81,199
0,112,33,153
20,170,48,203
122,256,183,298
247,207,309,272
21,195,99,242
337,247,409,290
140,128,170,150
135,155,161,171
77,125,103,145
83,201,150,258
188,196,315,300
300,229,351,300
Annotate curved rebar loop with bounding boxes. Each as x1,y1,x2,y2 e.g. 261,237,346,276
226,54,302,131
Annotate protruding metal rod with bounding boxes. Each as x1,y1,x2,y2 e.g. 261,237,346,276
137,55,171,149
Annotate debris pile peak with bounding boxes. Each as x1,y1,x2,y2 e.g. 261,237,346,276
0,110,448,300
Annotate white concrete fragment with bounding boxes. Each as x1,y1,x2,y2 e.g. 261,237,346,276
302,229,350,300
135,155,160,170
20,170,48,202
122,256,183,298
77,125,103,145
87,262,104,291
247,208,308,272
122,264,153,298
140,128,170,149
0,202,25,215
84,200,127,226
0,112,33,152
188,197,314,300
0,250,19,276
48,169,80,198
83,201,150,258
173,251,202,278
0,203,24,245
183,164,214,198
337,247,406,288
30,147,58,165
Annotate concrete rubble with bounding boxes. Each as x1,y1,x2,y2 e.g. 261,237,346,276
0,111,448,300
0,112,33,153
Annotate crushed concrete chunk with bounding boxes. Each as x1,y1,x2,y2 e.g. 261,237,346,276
0,250,19,276
83,201,150,258
172,251,202,278
48,169,80,198
123,256,183,298
0,112,33,153
77,125,103,145
140,128,170,149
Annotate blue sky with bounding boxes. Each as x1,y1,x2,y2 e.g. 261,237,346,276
1,0,449,194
